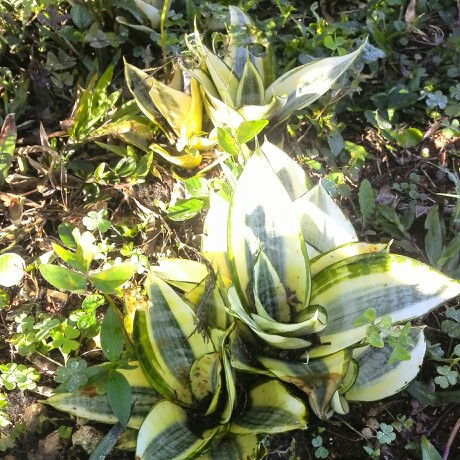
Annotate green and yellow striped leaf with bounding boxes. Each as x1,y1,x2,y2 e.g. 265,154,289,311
236,56,265,107
264,43,364,124
149,143,202,169
202,191,232,283
345,327,426,402
294,183,358,257
45,363,160,429
46,387,159,429
227,5,258,78
310,242,388,277
221,344,237,423
226,323,271,376
151,259,208,294
124,63,169,139
251,304,327,337
204,92,246,129
189,352,221,404
309,253,460,358
259,350,351,419
147,74,191,138
253,250,290,322
203,46,239,107
178,78,203,149
136,400,224,460
229,379,308,434
228,149,310,309
133,273,215,406
186,276,232,334
186,67,221,101
194,434,260,460
236,95,286,123
226,286,311,349
259,140,311,201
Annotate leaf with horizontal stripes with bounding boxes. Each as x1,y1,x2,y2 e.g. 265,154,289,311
345,327,426,402
228,149,310,309
136,400,224,460
294,183,358,257
194,434,260,460
229,379,308,434
45,362,160,429
259,349,351,419
133,273,215,406
253,250,290,322
309,253,460,358
150,259,208,294
259,140,311,201
265,43,365,124
310,242,389,277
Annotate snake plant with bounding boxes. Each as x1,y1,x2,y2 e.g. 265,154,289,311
186,6,364,130
47,140,459,458
124,6,363,168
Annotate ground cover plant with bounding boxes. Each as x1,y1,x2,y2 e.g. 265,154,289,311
0,0,459,459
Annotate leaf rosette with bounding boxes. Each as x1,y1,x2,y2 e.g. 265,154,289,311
202,140,460,419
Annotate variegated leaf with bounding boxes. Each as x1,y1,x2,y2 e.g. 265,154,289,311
294,183,358,256
136,400,224,460
309,253,460,358
133,273,215,406
264,43,364,124
236,56,265,107
345,327,426,401
229,379,308,434
259,140,311,201
228,149,310,309
310,242,389,277
259,350,351,419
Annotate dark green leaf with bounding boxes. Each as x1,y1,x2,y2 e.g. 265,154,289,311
107,371,132,427
54,358,88,392
71,4,94,29
327,133,344,158
358,179,375,222
445,307,460,322
424,206,443,267
89,422,125,460
100,306,124,362
407,380,460,405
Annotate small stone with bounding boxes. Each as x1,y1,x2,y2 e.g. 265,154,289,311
34,429,69,460
23,403,49,435
72,425,104,454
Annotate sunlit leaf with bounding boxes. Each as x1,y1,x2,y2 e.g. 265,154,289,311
39,265,86,294
0,253,25,287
